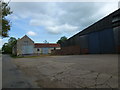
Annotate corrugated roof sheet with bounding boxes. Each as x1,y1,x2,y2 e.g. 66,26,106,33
34,43,60,48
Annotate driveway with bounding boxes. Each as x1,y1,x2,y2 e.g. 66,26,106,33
0,54,2,89
13,54,118,88
2,54,38,88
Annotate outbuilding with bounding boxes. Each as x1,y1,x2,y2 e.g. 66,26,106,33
34,43,60,54
12,35,60,56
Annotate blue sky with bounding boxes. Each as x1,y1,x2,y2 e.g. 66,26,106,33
1,1,119,47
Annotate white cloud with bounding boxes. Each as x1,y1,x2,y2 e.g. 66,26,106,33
0,39,4,48
29,19,55,26
4,0,120,2
0,39,3,45
7,15,19,21
27,31,37,36
46,24,78,34
10,2,118,35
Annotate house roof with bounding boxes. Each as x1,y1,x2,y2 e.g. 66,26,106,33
34,43,60,48
19,35,34,43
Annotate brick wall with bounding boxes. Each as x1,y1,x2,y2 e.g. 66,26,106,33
52,45,81,55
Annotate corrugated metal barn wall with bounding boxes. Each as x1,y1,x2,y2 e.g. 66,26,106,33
79,35,89,54
112,12,120,53
82,29,115,54
88,32,100,54
61,31,116,54
99,29,115,54
77,28,116,54
74,35,81,45
62,35,80,47
113,26,120,53
68,36,80,46
60,9,119,54
61,29,116,54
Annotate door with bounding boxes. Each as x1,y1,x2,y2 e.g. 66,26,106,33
99,29,115,53
88,32,100,54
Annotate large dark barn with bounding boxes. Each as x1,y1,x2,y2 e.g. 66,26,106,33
59,9,120,54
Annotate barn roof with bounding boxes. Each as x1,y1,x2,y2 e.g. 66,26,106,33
19,35,34,43
67,8,120,40
34,43,60,48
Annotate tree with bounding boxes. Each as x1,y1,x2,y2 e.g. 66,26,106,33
1,1,12,38
57,36,67,44
43,40,49,43
2,43,11,54
2,37,17,54
8,37,17,46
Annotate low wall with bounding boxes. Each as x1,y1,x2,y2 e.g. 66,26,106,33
52,46,81,55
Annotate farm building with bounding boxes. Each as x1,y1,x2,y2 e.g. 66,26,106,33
12,35,60,56
34,43,60,54
56,9,120,54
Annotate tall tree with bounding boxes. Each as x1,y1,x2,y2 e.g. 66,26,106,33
2,43,11,54
1,1,12,38
2,37,17,54
57,36,67,44
8,37,17,46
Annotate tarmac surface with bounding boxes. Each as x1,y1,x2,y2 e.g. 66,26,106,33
13,54,118,88
2,54,38,88
0,54,2,89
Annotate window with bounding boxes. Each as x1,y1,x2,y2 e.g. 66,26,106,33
54,47,56,50
37,48,40,51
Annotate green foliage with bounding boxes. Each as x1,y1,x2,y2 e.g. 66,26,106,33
2,37,17,54
1,1,12,38
2,43,11,54
57,36,67,44
8,37,17,46
43,40,49,43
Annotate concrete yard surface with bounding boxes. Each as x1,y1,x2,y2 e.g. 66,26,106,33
13,54,118,88
2,55,38,88
0,54,2,89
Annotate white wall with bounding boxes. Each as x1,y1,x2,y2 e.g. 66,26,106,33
34,47,61,54
34,48,42,54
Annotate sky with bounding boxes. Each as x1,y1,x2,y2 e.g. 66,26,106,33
1,1,119,48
